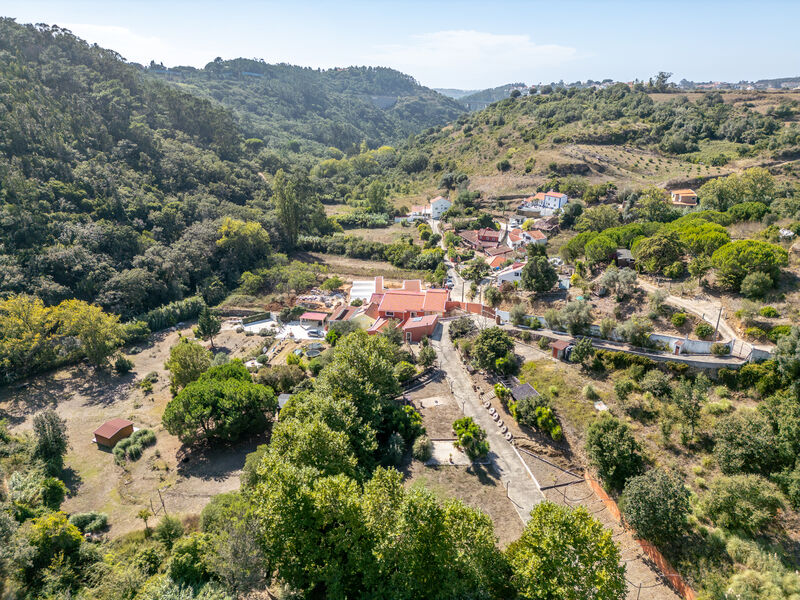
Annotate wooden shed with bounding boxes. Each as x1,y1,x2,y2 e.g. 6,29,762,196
550,339,571,360
93,419,134,447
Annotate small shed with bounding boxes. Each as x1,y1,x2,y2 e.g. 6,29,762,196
299,311,329,327
550,339,571,360
615,249,635,268
93,419,134,447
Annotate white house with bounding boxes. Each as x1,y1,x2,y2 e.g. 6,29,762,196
670,189,698,208
507,228,546,250
495,262,526,285
518,190,568,217
429,196,452,219
408,196,452,221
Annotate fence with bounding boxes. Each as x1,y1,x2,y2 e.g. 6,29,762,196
445,301,496,320
584,475,696,600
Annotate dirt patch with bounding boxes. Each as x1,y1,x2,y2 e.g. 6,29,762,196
404,462,524,548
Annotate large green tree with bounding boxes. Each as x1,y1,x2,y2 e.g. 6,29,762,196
585,413,644,491
621,469,690,547
471,327,514,372
711,240,787,291
521,256,557,293
506,502,626,600
165,337,212,392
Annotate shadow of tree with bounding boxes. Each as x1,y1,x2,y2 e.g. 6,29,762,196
175,431,270,482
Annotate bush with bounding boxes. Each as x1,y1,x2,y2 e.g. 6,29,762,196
496,159,511,172
394,361,417,383
767,324,792,343
671,312,687,327
582,384,598,400
760,306,780,318
412,435,432,461
585,414,644,491
69,511,109,533
695,322,714,339
538,337,550,350
740,271,773,299
154,515,184,550
452,417,489,460
621,469,690,547
713,410,781,475
663,261,685,279
744,327,768,341
711,343,730,356
449,317,476,341
114,355,134,374
699,474,785,535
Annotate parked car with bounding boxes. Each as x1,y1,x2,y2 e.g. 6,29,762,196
308,329,324,338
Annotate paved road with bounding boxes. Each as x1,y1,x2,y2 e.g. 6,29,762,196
432,321,545,523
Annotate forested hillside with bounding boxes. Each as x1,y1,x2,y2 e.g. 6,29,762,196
147,58,464,154
0,19,334,322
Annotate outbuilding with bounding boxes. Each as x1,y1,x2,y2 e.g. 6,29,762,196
550,339,571,360
402,314,439,343
93,419,134,448
299,311,329,328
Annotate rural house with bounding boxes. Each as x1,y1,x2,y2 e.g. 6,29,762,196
518,190,569,217
670,189,698,208
507,228,546,249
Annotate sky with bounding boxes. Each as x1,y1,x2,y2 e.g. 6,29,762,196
4,0,800,89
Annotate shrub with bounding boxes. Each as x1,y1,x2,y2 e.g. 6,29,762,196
449,317,476,341
671,312,687,327
154,515,184,550
740,271,774,299
713,410,781,475
699,474,785,535
69,511,109,533
585,414,644,491
538,337,550,350
760,306,780,318
695,322,714,339
621,469,690,547
452,417,489,460
394,361,417,383
711,343,730,356
663,261,685,279
767,324,792,343
114,355,134,374
412,435,433,461
582,384,598,400
744,327,768,341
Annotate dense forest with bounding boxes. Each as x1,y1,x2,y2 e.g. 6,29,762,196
147,58,464,155
0,19,338,322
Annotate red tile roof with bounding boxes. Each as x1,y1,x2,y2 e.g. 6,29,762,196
478,227,501,241
94,419,133,439
529,230,546,240
299,311,329,321
487,255,508,269
551,339,571,351
402,314,438,330
379,291,425,313
421,289,448,313
330,306,357,321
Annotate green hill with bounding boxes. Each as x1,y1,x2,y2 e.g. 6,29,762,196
0,19,304,318
146,59,465,155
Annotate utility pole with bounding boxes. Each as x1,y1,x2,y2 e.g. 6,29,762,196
714,306,722,341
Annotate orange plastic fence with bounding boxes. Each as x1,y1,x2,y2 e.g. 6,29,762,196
584,474,696,600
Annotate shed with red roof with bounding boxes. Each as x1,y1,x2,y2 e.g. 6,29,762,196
94,419,134,447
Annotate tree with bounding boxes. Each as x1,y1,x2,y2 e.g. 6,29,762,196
599,265,636,299
521,256,557,294
366,181,388,214
559,300,592,335
699,474,785,535
673,375,709,439
320,276,344,292
471,327,514,372
584,234,616,266
462,259,490,286
154,515,184,550
617,316,652,347
570,337,594,366
196,305,221,349
54,300,124,367
510,303,528,326
165,338,212,392
394,361,416,383
418,345,436,368
621,469,690,547
216,217,272,279
32,409,69,474
137,508,152,533
633,187,677,222
713,410,780,475
484,286,501,307
775,326,800,396
273,169,303,249
506,502,626,600
452,417,489,460
585,414,644,490
574,205,621,232
163,366,277,445
711,240,787,291
633,230,683,274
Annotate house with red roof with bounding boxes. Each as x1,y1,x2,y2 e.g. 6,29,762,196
364,277,449,342
299,311,329,328
670,189,698,208
507,228,546,249
458,227,503,252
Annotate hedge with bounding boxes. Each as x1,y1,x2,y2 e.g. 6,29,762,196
242,311,271,325
138,296,205,331
594,349,656,371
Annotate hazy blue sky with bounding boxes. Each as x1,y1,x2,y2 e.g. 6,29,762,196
5,1,799,89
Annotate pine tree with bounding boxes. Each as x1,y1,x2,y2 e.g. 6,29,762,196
196,305,221,349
